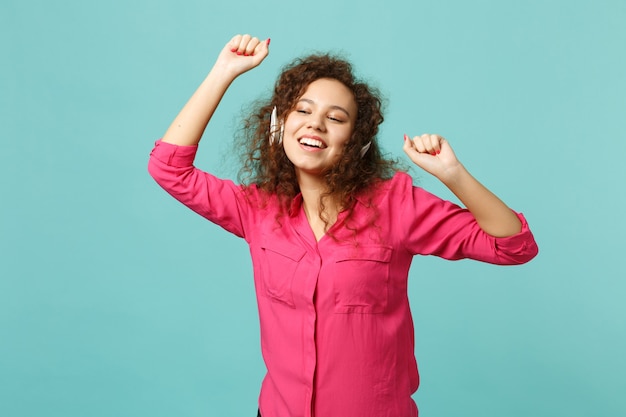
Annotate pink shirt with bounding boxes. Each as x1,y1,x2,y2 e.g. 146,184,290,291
148,140,538,417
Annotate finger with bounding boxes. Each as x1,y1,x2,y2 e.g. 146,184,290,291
228,34,242,52
403,134,432,167
403,134,414,152
418,134,436,155
413,135,428,154
246,38,270,66
417,133,441,155
235,34,252,55
244,37,260,56
429,134,442,155
253,38,270,56
403,134,419,157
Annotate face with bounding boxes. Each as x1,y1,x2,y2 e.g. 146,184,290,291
282,78,357,179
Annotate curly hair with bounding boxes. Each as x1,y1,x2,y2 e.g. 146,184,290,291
236,54,400,230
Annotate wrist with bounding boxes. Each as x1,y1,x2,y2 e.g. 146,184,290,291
208,62,241,85
438,162,467,187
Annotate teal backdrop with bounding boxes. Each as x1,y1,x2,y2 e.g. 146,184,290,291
2,0,625,416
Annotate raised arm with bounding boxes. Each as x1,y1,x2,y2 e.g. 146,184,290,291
162,34,270,146
403,133,522,238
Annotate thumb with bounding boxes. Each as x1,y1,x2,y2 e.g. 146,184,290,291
251,38,271,64
402,133,420,158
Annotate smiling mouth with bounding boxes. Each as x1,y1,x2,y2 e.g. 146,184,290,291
299,137,327,149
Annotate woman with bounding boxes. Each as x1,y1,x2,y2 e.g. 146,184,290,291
148,34,538,417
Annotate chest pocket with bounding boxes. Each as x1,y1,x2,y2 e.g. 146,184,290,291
332,245,392,314
259,237,306,308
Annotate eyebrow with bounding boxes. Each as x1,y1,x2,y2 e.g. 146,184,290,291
298,98,352,118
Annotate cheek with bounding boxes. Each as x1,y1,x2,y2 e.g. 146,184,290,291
281,135,299,163
335,127,354,147
283,118,299,138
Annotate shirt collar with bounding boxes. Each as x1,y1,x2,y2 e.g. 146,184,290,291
288,190,370,217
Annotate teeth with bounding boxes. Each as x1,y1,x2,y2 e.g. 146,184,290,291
300,138,324,148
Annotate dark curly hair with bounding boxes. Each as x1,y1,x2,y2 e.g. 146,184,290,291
236,54,400,231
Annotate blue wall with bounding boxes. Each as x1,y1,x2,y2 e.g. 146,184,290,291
2,0,625,415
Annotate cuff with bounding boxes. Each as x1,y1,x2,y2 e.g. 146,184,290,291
149,139,198,168
494,212,539,259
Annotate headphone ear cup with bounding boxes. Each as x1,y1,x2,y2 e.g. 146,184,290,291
360,141,371,158
269,106,279,145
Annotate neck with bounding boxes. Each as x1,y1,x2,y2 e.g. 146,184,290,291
297,171,339,229
296,170,325,207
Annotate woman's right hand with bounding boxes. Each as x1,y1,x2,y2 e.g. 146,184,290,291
160,34,270,147
214,34,270,79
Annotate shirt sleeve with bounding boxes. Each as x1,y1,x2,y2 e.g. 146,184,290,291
395,173,538,265
147,139,251,239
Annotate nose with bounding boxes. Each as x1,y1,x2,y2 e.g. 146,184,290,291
307,113,326,131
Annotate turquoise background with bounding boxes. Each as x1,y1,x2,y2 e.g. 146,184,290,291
2,0,625,416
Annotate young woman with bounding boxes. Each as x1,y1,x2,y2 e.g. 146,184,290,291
148,34,538,417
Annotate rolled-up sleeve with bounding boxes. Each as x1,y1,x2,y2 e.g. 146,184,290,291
492,212,538,264
396,173,538,265
148,140,250,239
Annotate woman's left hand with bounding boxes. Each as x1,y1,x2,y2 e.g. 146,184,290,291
403,133,524,237
402,133,463,183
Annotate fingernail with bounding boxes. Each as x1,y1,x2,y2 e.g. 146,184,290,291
237,51,243,55
230,48,237,52
266,38,271,46
403,134,408,141
436,150,441,154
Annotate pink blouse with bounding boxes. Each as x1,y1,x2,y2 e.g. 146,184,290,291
148,140,538,417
